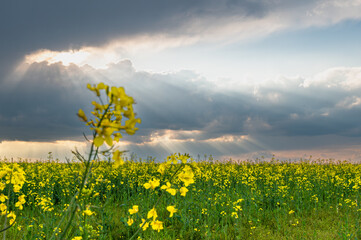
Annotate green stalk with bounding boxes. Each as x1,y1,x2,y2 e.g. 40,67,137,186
53,101,113,240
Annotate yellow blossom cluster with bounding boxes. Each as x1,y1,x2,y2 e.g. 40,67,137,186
178,165,195,187
15,195,26,210
0,163,26,192
143,178,160,190
36,196,54,212
82,208,95,216
143,153,195,197
125,205,167,233
77,82,141,148
0,163,27,233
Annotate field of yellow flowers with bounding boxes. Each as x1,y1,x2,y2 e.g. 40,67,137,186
0,157,360,239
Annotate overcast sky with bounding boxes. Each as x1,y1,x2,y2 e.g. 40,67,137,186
1,0,361,161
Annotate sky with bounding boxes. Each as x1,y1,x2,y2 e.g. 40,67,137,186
1,0,361,162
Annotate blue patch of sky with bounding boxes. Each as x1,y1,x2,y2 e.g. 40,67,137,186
221,19,361,70
259,19,359,56
131,19,361,85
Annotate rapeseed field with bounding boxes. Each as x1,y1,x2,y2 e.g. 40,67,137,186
0,157,360,239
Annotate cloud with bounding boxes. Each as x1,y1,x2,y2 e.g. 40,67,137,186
2,59,361,160
2,1,361,161
2,59,361,142
336,96,361,109
301,67,361,90
307,0,361,24
2,0,361,82
0,62,92,141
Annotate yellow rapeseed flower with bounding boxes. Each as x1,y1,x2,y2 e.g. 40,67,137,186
0,203,7,213
18,195,26,204
160,182,177,195
15,201,23,210
140,219,149,231
71,237,83,240
166,205,178,217
179,155,189,164
151,220,163,232
7,211,16,225
113,150,125,168
83,208,94,216
129,205,139,215
160,182,171,190
147,208,158,220
180,187,188,197
144,179,160,190
166,154,178,164
157,163,167,175
127,218,134,226
77,109,88,122
167,188,177,196
178,166,195,186
0,194,8,202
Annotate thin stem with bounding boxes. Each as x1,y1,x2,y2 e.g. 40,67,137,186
0,221,15,234
57,142,96,239
56,100,113,240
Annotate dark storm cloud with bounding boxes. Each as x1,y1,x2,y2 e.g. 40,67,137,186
0,62,92,141
1,0,269,46
0,0,267,79
1,0,330,82
2,60,361,144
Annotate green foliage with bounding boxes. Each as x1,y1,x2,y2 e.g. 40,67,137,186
0,159,360,239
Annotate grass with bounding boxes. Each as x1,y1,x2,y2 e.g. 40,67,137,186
0,157,360,239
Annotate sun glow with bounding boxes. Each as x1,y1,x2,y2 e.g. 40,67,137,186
24,47,123,69
148,129,201,144
205,135,249,143
26,49,89,66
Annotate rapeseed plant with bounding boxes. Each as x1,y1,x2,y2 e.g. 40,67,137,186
54,82,194,239
52,82,141,239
